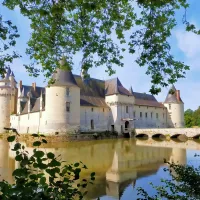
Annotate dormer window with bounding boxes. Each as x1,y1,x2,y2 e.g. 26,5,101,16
66,88,70,96
169,104,171,110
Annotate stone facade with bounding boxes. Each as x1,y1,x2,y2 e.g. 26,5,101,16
0,67,185,135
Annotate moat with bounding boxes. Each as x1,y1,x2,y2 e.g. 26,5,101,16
0,138,200,199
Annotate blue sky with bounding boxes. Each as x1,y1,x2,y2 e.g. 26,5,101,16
1,0,200,110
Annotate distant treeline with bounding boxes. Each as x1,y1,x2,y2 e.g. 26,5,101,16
184,108,200,127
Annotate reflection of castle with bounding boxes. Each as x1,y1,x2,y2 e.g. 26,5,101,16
0,66,184,134
0,139,187,199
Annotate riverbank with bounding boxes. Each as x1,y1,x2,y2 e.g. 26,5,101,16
0,132,124,143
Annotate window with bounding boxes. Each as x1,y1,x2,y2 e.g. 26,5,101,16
133,111,136,118
147,106,148,109
126,106,129,113
163,113,165,118
66,88,70,96
145,112,148,118
91,108,94,112
103,108,104,112
66,102,70,112
91,120,94,130
140,112,142,118
151,112,153,118
169,104,171,110
156,113,158,119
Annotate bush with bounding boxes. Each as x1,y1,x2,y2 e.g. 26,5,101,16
0,133,95,200
137,159,200,200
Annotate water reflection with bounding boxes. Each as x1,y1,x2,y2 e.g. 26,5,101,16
0,138,195,199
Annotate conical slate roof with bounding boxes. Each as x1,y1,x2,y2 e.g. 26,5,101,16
105,78,132,96
164,85,183,104
129,86,134,95
52,68,78,87
10,71,15,77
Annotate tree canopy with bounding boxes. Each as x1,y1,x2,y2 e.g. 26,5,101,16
1,0,199,93
0,14,20,76
184,107,200,128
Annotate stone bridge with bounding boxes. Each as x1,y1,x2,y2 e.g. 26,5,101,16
135,128,200,140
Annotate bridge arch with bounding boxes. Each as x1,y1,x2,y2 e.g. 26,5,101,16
193,134,200,140
171,134,188,142
135,134,149,140
152,133,166,141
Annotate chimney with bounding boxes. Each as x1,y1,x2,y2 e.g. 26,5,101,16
32,82,36,91
19,80,22,89
176,90,180,101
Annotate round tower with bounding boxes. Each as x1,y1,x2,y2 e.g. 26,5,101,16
0,76,12,133
164,85,184,128
45,67,80,134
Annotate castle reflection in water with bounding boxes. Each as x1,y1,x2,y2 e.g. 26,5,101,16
0,138,193,199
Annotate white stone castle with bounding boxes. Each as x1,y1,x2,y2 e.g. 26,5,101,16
0,67,185,135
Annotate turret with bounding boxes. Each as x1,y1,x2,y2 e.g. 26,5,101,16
45,60,80,134
105,78,135,135
164,85,184,128
0,75,12,133
9,71,17,114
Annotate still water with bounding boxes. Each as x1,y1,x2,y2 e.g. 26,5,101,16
0,138,200,199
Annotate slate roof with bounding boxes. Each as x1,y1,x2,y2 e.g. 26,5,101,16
80,96,109,107
20,85,45,98
130,90,165,108
31,98,40,112
18,70,167,113
164,85,183,104
74,75,105,98
21,102,28,114
52,68,78,87
105,78,132,96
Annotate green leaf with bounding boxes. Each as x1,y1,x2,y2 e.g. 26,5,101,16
33,141,42,146
15,155,23,161
32,133,39,137
7,135,15,142
47,152,55,159
91,172,95,177
38,163,48,170
48,159,61,167
42,139,47,144
34,150,45,158
74,163,80,167
40,177,46,185
29,174,37,180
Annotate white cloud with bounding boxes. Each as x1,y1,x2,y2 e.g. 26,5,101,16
175,29,200,58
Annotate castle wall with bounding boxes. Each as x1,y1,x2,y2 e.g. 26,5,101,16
10,111,46,134
45,86,80,134
134,105,167,128
80,106,112,132
0,88,11,133
105,94,135,134
164,103,184,128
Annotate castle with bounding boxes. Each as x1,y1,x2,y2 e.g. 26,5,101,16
0,67,185,135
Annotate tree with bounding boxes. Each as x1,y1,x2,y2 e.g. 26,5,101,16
137,160,200,200
2,0,199,94
184,109,194,128
0,13,20,75
193,107,200,127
